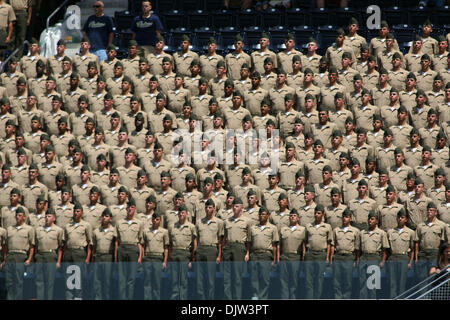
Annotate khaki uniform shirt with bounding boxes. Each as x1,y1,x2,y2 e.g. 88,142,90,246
407,195,434,228
302,53,321,74
326,44,356,69
173,50,199,77
223,214,252,244
43,109,69,137
116,218,144,246
249,222,278,252
414,220,446,250
348,197,378,225
54,203,74,228
105,75,124,96
333,225,360,254
277,49,303,74
360,227,389,254
196,217,224,246
298,202,317,228
7,223,35,253
416,69,437,92
72,182,98,206
93,225,117,254
20,55,48,79
225,51,251,80
72,53,99,79
1,205,29,229
82,203,107,230
169,221,196,250
130,186,156,215
414,164,439,190
200,53,225,80
35,224,64,252
325,204,347,231
279,224,306,255
22,182,48,212
387,226,414,255
64,220,93,249
404,52,423,73
143,225,169,255
0,71,25,97
147,52,173,76
243,87,268,116
388,69,408,91
306,221,333,251
143,159,173,192
376,202,404,232
391,124,413,150
305,157,332,186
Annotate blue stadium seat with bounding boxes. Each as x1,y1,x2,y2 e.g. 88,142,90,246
177,0,205,11
317,25,338,51
152,0,175,13
309,8,335,27
285,7,307,28
292,26,316,50
211,9,234,29
217,26,240,54
114,11,134,32
261,8,284,29
243,26,264,51
392,24,416,46
162,10,186,31
335,8,361,28
166,28,193,53
187,10,210,29
268,26,290,52
383,6,408,26
205,0,223,11
236,8,261,29
434,6,450,26
192,27,217,54
407,6,433,27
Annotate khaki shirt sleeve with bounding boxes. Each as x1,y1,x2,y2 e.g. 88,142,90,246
28,227,35,247
86,223,93,246
217,219,224,238
381,230,390,249
327,224,334,246
272,225,279,243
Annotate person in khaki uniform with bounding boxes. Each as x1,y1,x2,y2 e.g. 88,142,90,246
62,202,93,300
116,199,144,300
0,57,24,97
194,199,224,300
348,179,378,230
142,212,169,300
168,204,197,300
376,184,404,232
387,208,415,299
251,32,277,75
405,35,424,73
54,186,74,229
377,33,404,72
47,39,69,76
369,21,400,58
262,172,287,214
19,38,47,79
225,34,251,81
5,207,34,300
130,170,156,215
304,204,333,299
92,208,117,300
0,164,21,207
72,36,100,79
330,208,360,299
199,37,224,81
277,33,303,74
248,206,278,300
82,186,106,230
243,72,268,116
278,209,306,299
22,164,48,213
71,165,99,207
172,35,199,78
38,146,63,192
222,197,252,300
326,28,356,70
0,0,15,55
34,208,64,300
358,211,389,299
414,202,447,284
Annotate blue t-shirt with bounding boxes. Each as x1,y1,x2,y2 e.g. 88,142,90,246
131,14,164,46
83,15,115,51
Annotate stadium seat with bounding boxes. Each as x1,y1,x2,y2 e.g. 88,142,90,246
261,8,284,29
383,6,408,25
335,8,361,28
317,25,338,51
204,0,223,11
309,8,335,27
152,0,175,13
193,27,217,54
268,26,290,52
187,10,210,29
162,10,186,31
166,28,193,53
217,26,240,53
114,11,134,32
434,6,450,26
211,9,235,29
292,25,316,50
285,7,307,28
177,0,205,11
392,24,417,45
243,26,264,51
236,8,261,29
407,6,433,27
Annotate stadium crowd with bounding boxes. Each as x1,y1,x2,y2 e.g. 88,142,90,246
0,0,448,301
